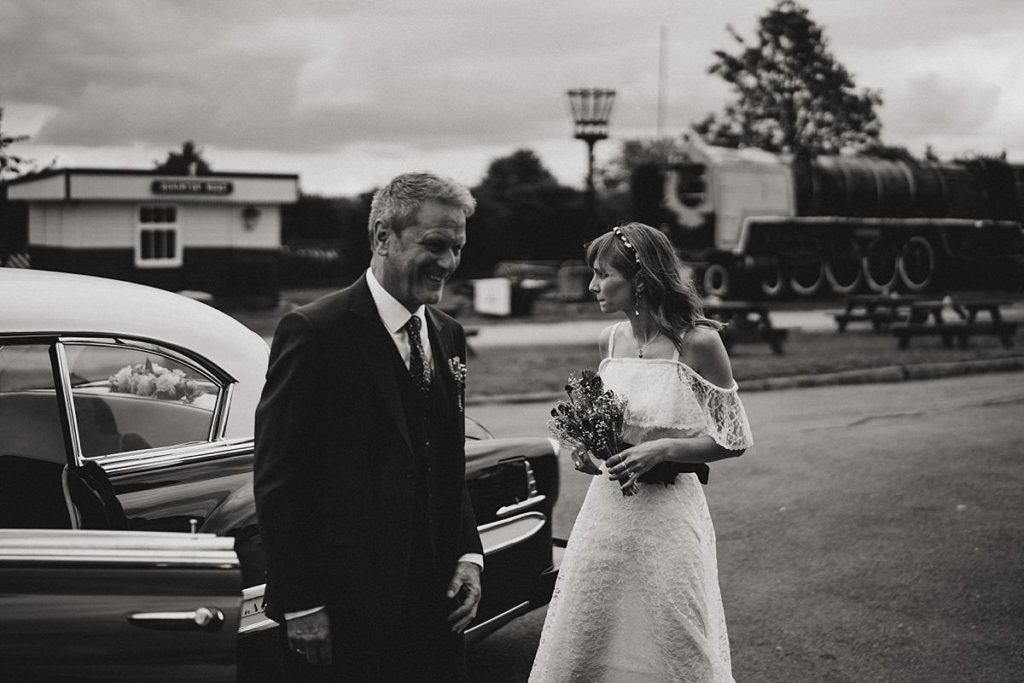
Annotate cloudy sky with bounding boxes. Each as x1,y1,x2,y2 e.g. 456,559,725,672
2,0,1022,196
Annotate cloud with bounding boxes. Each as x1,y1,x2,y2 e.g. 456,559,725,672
3,0,1024,193
890,73,1001,135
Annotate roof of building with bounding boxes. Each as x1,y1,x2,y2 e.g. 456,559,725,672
7,167,300,185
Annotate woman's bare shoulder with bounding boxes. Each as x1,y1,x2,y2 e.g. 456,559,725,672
682,326,734,388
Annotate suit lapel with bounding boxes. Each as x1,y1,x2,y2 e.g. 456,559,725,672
348,276,414,458
426,308,461,424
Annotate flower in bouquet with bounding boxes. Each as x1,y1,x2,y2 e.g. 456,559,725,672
108,358,203,403
548,370,637,496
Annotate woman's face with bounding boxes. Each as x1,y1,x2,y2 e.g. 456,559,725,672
589,259,633,315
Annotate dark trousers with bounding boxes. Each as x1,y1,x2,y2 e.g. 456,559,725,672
277,544,466,682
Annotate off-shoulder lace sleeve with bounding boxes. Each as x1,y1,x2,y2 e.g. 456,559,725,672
692,380,754,451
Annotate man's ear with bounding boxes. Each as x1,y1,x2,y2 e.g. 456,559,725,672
371,220,391,255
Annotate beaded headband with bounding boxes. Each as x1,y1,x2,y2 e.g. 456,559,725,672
612,226,642,265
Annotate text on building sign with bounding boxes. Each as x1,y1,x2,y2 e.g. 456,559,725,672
151,179,234,195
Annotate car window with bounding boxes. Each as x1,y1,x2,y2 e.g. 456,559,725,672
63,343,223,458
0,343,73,528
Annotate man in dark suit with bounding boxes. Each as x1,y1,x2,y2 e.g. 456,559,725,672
254,172,482,681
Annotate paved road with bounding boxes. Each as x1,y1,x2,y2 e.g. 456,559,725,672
467,372,1024,682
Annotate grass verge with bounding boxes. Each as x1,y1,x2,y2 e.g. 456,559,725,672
465,328,1024,397
224,288,1023,398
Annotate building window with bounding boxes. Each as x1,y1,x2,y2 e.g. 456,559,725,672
135,205,181,267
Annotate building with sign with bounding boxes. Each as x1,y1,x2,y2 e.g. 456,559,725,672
6,168,300,304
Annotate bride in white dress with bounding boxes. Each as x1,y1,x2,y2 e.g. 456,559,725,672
530,223,753,683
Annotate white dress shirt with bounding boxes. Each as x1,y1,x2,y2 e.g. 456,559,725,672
366,268,434,376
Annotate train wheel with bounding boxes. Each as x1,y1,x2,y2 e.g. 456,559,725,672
825,240,864,294
898,236,935,292
862,238,900,292
789,260,825,296
759,263,786,298
702,263,731,298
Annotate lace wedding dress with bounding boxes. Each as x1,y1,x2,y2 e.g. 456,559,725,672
530,324,754,683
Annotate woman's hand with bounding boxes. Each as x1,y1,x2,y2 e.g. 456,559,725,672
606,441,665,484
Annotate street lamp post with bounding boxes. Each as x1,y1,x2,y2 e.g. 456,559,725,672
566,88,616,232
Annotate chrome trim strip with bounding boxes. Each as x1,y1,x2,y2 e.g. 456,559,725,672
214,382,233,440
495,495,546,518
0,530,238,567
464,600,532,645
479,512,546,556
242,584,266,600
58,335,234,384
239,583,278,635
51,336,233,466
52,341,84,463
98,437,253,475
239,615,278,636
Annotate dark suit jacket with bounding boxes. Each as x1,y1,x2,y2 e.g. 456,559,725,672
253,274,482,645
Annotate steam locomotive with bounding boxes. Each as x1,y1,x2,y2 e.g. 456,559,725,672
631,137,1024,297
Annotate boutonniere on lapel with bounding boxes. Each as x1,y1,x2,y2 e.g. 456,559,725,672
448,356,467,413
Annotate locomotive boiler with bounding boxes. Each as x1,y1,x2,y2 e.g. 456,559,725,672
632,136,1024,297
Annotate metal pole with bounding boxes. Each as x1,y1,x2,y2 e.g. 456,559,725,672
586,139,596,230
658,26,668,136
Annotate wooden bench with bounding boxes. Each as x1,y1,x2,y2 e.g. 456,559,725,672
833,309,904,332
721,325,789,355
704,301,788,355
833,294,924,332
892,321,963,349
891,298,1018,349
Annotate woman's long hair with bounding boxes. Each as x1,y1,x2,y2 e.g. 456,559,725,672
585,222,720,354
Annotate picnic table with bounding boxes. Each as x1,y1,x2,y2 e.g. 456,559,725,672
891,297,1017,348
703,300,788,355
833,294,925,332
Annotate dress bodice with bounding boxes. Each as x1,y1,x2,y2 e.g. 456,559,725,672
598,323,753,450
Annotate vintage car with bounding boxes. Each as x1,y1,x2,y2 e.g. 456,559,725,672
0,268,560,682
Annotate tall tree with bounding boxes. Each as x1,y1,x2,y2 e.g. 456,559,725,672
470,148,587,269
154,140,212,175
478,149,557,196
0,107,33,187
597,137,692,192
694,0,882,158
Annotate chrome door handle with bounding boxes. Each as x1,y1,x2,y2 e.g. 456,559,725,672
496,494,546,518
128,606,225,632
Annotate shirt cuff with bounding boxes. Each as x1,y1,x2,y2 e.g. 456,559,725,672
284,605,325,620
459,553,484,571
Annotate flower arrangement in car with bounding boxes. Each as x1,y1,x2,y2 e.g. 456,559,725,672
108,358,204,403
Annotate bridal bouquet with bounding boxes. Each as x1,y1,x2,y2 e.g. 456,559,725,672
548,370,637,496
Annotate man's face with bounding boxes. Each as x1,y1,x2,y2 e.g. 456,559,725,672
374,200,467,311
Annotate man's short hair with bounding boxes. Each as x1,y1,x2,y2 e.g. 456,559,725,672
368,172,476,240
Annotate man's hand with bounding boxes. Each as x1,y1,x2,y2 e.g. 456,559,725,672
446,560,482,633
287,609,332,666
